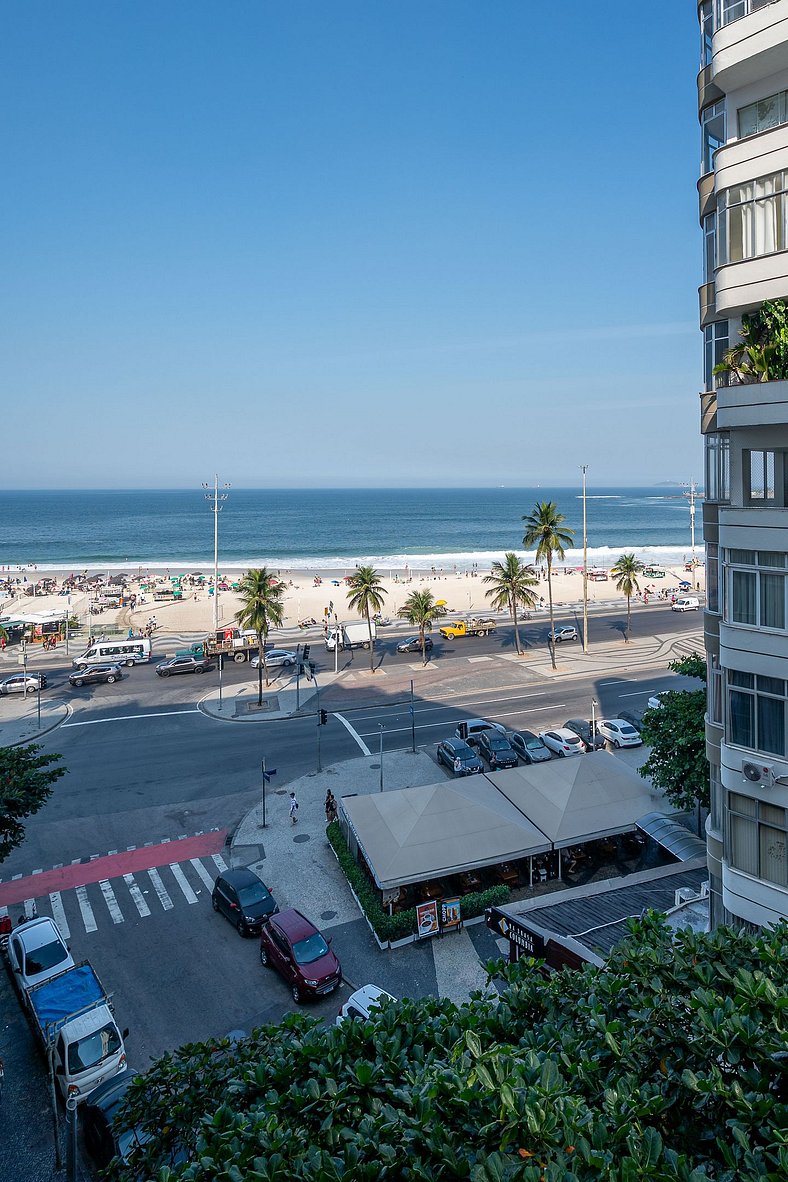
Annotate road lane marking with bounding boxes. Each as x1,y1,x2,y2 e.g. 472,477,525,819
343,691,549,723
49,892,70,939
99,880,124,924
147,868,173,911
467,656,493,662
618,690,652,698
62,709,201,728
211,853,228,874
76,886,97,933
333,713,372,756
123,873,151,917
359,704,567,739
169,862,198,904
190,858,216,891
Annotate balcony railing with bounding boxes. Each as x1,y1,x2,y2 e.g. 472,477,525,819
716,0,777,29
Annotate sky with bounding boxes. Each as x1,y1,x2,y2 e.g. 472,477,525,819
2,2,702,489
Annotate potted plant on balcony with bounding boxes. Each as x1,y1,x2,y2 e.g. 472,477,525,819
713,298,788,384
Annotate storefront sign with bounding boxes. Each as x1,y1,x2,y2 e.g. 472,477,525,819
416,900,439,939
441,897,461,931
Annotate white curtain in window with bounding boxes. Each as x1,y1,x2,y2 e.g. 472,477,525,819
732,570,757,624
753,176,778,256
729,813,759,875
759,824,788,887
760,573,785,630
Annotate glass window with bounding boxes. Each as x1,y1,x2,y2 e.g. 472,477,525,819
704,322,728,391
705,434,730,503
758,551,786,568
732,570,757,624
703,212,717,283
729,549,755,565
727,792,788,887
727,671,788,755
760,574,786,630
702,101,726,175
707,542,720,613
730,689,755,747
746,450,776,502
700,2,714,69
718,171,788,265
738,91,787,139
719,0,775,28
728,561,788,633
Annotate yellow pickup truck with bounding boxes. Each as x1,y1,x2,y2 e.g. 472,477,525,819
439,617,497,639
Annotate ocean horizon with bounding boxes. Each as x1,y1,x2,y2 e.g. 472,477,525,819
2,487,703,571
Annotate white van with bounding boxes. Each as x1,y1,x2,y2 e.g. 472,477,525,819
73,637,153,668
672,597,700,612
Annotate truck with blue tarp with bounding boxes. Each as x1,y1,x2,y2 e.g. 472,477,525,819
25,961,128,1101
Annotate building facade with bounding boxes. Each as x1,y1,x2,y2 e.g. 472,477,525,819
698,0,788,929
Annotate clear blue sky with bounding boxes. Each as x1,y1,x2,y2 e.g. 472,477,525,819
2,2,701,488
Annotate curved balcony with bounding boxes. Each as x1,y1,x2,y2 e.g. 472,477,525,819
698,171,716,222
699,281,717,327
697,64,724,116
715,251,788,317
700,389,718,434
716,375,788,427
714,123,788,192
712,2,788,92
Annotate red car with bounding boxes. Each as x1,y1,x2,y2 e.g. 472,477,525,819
259,909,342,1004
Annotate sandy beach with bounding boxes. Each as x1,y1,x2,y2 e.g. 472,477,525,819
0,560,705,639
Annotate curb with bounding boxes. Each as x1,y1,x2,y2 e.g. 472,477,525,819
2,701,71,748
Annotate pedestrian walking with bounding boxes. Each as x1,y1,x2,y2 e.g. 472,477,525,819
289,792,299,825
324,790,337,824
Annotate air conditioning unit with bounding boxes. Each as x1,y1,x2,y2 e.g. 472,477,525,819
674,886,698,907
742,761,771,783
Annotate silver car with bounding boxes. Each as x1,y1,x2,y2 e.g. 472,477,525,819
250,650,297,670
0,673,47,695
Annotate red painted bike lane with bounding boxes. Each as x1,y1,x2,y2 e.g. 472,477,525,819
0,830,227,908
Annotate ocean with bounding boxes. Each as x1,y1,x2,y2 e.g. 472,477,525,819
1,487,701,572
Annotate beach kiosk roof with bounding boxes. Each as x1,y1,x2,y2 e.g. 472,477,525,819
340,778,551,891
485,752,663,850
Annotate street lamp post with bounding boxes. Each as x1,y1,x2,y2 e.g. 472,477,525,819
581,464,589,654
591,697,598,746
378,725,385,792
682,479,698,588
202,475,230,633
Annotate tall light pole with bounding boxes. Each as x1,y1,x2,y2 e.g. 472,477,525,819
581,464,589,654
682,480,698,586
203,475,230,633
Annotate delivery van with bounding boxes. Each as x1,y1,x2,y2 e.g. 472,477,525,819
672,597,700,612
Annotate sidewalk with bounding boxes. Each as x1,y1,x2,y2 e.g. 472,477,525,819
0,696,70,748
228,750,494,1006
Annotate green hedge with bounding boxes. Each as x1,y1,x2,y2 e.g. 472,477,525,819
326,821,510,943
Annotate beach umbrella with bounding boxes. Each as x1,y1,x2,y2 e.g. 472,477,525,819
436,599,447,607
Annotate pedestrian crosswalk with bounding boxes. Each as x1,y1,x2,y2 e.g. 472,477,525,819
0,853,228,938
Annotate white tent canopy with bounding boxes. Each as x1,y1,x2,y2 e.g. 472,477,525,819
341,777,551,891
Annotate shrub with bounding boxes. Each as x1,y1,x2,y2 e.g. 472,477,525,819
326,822,510,942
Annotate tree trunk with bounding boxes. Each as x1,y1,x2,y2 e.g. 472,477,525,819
626,595,631,642
420,622,427,666
366,606,374,672
257,636,264,705
512,596,522,656
547,558,556,670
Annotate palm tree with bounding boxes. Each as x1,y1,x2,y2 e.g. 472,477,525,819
235,568,285,703
482,553,538,656
346,565,387,672
522,501,575,670
611,553,645,642
400,589,446,666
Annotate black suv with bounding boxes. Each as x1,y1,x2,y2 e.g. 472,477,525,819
436,738,484,776
476,731,519,769
564,718,605,752
212,867,279,936
69,664,123,687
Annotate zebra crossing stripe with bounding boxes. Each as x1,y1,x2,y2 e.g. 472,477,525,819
147,868,173,911
211,853,228,873
49,892,71,939
99,880,124,924
23,899,36,919
123,873,151,917
169,863,198,904
76,886,97,933
190,858,216,891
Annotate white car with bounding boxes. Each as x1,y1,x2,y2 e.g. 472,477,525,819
6,916,74,991
0,673,47,695
538,728,585,757
597,719,643,748
250,650,297,670
647,691,670,710
549,625,578,643
336,984,396,1025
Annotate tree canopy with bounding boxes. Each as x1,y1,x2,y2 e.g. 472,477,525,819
399,588,445,665
346,565,386,671
235,568,285,700
522,502,574,670
639,654,709,813
483,553,538,656
111,917,787,1182
0,743,66,862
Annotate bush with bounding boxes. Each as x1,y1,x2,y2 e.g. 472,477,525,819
326,822,510,942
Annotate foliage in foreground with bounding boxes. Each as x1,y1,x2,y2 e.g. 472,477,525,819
112,917,788,1182
0,743,66,861
639,654,709,813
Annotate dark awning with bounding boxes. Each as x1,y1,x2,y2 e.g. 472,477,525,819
636,812,707,861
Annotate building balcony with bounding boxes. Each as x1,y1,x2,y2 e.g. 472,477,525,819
697,63,724,116
699,281,717,328
698,171,716,223
716,375,788,427
712,1,788,92
714,123,788,193
700,389,718,434
715,252,788,317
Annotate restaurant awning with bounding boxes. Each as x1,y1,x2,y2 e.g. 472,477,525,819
636,812,707,861
474,752,665,849
340,778,551,891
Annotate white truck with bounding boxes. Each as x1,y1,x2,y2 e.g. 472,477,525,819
325,621,377,651
23,960,129,1101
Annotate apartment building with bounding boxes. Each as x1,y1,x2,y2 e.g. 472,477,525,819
698,0,788,929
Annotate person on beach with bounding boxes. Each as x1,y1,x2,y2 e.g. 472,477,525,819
289,792,299,825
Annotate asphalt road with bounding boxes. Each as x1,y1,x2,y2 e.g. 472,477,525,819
0,601,702,1079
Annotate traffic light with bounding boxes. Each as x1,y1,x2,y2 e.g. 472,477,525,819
302,645,310,661
320,709,328,726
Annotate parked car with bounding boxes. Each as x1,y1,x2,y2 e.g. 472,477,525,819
539,728,585,757
597,719,643,748
549,625,578,643
212,868,279,936
336,984,396,1025
259,908,342,1004
81,1070,146,1170
436,738,484,776
6,916,74,991
0,672,47,695
396,636,433,654
647,691,671,710
508,729,552,763
564,718,605,752
155,656,215,676
250,649,297,670
618,709,644,733
68,664,123,687
454,718,507,747
476,730,519,770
